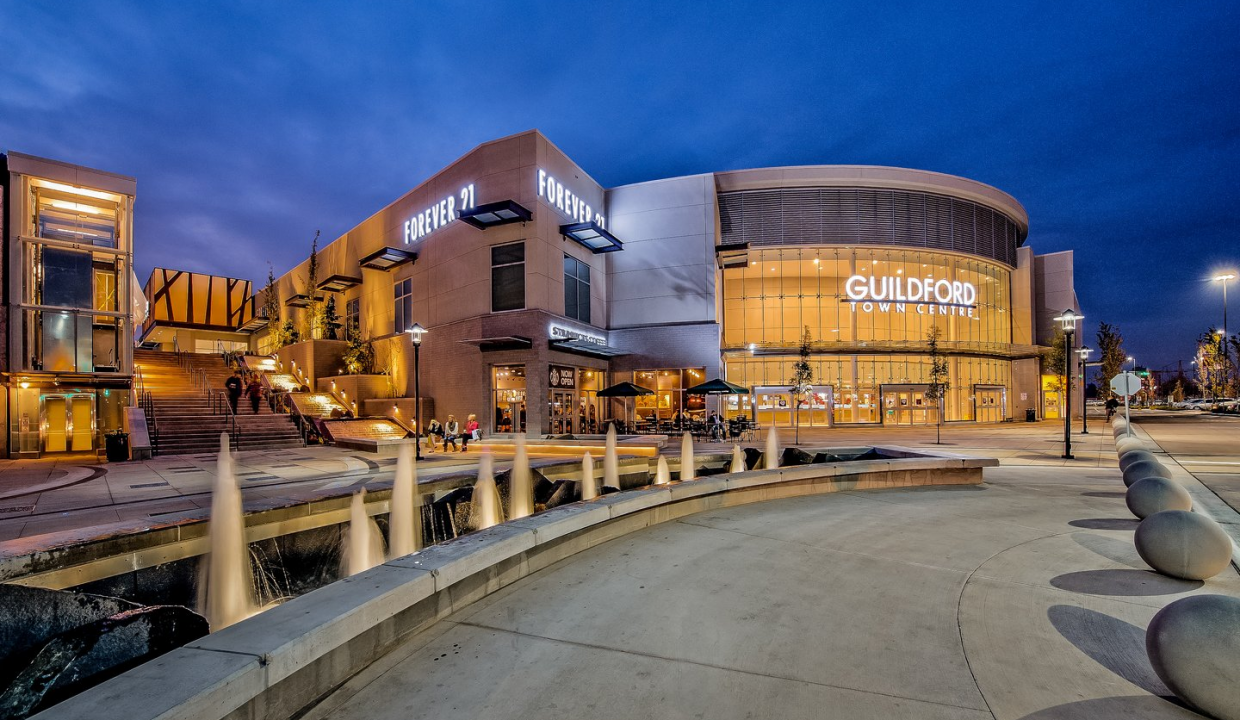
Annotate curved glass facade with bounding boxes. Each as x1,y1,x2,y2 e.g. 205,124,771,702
721,246,1015,425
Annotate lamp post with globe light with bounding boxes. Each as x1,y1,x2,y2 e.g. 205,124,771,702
1077,346,1092,434
1054,309,1082,459
407,323,427,460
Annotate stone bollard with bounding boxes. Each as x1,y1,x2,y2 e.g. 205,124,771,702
1115,436,1147,456
1125,477,1192,519
1122,458,1173,487
1118,449,1156,473
1146,594,1240,720
1134,510,1233,580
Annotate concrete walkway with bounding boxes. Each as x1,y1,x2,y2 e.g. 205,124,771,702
303,464,1239,720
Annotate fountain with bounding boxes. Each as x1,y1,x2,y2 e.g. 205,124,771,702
766,426,780,469
603,425,620,489
202,433,255,630
731,444,745,473
388,441,421,559
344,489,385,576
581,452,598,500
508,434,534,520
654,456,670,485
470,450,503,530
680,431,696,480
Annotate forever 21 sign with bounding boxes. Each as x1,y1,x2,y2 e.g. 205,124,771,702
549,366,576,389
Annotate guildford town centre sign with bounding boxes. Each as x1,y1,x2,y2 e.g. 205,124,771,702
845,274,978,317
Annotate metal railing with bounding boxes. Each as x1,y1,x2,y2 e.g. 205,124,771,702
211,390,240,451
141,390,160,454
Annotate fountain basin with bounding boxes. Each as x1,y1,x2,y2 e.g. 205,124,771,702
37,445,994,720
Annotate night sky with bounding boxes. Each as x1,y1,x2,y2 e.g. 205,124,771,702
3,1,1237,371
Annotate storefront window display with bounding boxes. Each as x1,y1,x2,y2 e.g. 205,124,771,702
491,365,526,433
630,368,707,426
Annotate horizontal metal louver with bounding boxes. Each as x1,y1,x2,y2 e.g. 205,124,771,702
718,187,1021,266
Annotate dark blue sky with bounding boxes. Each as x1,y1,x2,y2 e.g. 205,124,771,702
3,1,1237,370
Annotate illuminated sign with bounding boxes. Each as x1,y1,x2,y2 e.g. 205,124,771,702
549,365,577,389
844,274,978,317
538,169,605,228
403,184,476,244
550,323,606,346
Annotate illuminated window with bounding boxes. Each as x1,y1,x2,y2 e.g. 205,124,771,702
34,188,118,247
563,254,591,323
491,242,525,312
345,297,360,339
393,278,412,333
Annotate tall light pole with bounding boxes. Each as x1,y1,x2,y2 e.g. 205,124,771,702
1077,346,1092,434
1055,309,1082,460
407,323,427,460
1213,273,1234,399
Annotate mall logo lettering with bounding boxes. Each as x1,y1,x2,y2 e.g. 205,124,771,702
403,184,476,244
844,274,978,317
538,169,606,228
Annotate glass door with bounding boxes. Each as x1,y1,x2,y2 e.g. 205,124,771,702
974,385,1007,423
883,385,936,426
41,393,95,453
548,390,575,434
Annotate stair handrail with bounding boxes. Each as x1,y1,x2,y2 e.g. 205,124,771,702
142,390,160,454
212,389,240,451
132,365,145,407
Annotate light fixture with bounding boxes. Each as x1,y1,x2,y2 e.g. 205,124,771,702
407,322,426,346
38,180,117,201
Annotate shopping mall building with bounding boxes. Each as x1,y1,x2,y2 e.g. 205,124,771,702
254,130,1079,435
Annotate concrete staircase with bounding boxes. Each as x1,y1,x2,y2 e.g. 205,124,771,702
133,349,304,455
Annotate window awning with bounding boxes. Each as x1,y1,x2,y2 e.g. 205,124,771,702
560,222,623,253
317,274,362,292
359,246,418,270
285,293,318,308
459,200,533,229
550,338,629,358
458,335,533,352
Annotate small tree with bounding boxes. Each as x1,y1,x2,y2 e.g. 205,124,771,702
303,230,322,339
322,296,341,340
787,326,815,446
281,319,300,346
1096,322,1125,398
262,264,283,349
342,333,375,375
926,325,950,444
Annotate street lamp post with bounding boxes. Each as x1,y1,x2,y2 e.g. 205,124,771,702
1054,309,1082,460
407,323,427,460
1077,346,1093,434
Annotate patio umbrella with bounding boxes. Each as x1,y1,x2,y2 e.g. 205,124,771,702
687,378,751,423
597,381,655,431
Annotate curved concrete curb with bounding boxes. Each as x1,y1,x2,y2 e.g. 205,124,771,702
32,451,993,720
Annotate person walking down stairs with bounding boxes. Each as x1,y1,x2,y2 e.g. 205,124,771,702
246,376,263,414
225,371,243,414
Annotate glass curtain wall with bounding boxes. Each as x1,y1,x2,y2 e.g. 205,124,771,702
721,246,1014,425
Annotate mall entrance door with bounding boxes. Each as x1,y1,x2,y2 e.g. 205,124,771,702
42,393,94,453
881,385,937,426
974,385,1007,423
549,390,574,434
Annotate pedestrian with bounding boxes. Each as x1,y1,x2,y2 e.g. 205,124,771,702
425,418,442,454
444,415,460,452
246,376,263,414
1105,397,1119,423
224,371,243,414
462,413,480,451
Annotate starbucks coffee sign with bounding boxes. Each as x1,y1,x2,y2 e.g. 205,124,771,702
844,274,978,318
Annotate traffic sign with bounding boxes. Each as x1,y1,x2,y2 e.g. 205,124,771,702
1110,372,1141,397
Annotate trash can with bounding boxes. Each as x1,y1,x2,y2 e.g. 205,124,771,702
105,432,129,462
1025,408,1036,423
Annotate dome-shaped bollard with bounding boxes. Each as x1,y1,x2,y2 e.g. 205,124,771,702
1115,436,1147,456
1123,458,1172,487
1146,594,1240,720
1125,477,1192,519
1135,510,1233,580
1118,449,1156,473
1112,420,1129,438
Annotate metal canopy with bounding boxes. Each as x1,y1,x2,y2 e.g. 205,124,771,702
458,335,533,352
317,274,363,292
459,200,533,229
560,221,623,253
550,338,628,358
358,246,418,270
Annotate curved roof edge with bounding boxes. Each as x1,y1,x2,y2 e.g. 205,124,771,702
712,165,1029,237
